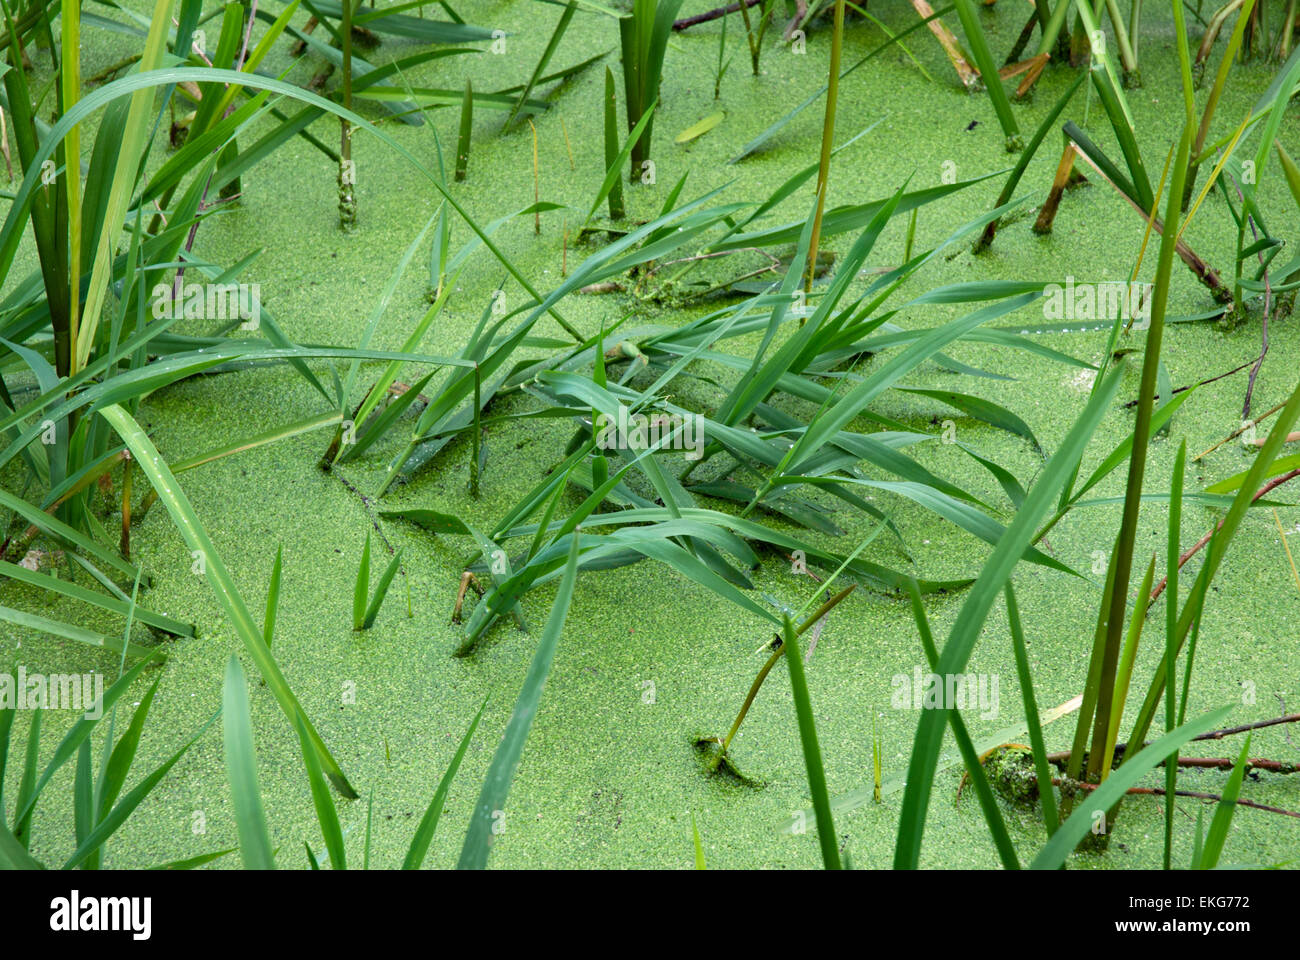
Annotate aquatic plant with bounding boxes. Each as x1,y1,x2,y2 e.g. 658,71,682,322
2,0,1299,878
352,531,403,631
619,0,683,182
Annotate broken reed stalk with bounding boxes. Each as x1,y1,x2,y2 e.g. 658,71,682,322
455,79,472,182
339,0,357,229
1033,142,1081,234
720,585,854,752
530,119,540,234
806,0,844,294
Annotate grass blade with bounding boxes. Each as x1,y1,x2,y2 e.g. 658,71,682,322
353,532,372,631
222,654,276,870
295,711,345,870
402,697,487,869
781,614,842,869
894,363,1124,868
1197,735,1252,869
458,531,581,869
1030,705,1233,869
1005,584,1059,836
99,403,358,798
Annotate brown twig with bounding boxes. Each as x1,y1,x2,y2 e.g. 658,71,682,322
1121,354,1255,408
1046,714,1300,767
452,570,483,623
1192,399,1286,460
331,465,397,556
672,0,764,31
1149,469,1300,605
1053,778,1300,818
1191,713,1300,742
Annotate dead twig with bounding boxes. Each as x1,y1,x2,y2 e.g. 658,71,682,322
673,0,764,31
1054,778,1300,818
1149,469,1300,605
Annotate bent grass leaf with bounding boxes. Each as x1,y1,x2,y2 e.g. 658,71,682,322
99,404,358,798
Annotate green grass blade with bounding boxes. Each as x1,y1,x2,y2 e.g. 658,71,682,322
0,605,156,659
781,615,842,869
10,651,163,829
264,546,282,650
0,821,44,869
222,654,276,870
146,849,237,870
363,549,403,630
504,1,575,129
1030,705,1233,869
295,712,346,870
905,577,1021,869
353,532,372,631
99,403,358,798
1163,439,1185,869
692,813,706,869
583,95,658,226
1005,584,1059,836
1197,735,1252,870
0,560,192,637
951,0,1020,148
458,532,581,869
894,363,1125,868
403,697,487,869
63,714,214,870
98,674,162,819
603,66,624,220
455,79,472,181
74,0,175,370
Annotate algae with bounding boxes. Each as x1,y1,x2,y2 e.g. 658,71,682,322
1,0,1298,870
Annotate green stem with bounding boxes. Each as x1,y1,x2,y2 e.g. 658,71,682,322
806,0,844,293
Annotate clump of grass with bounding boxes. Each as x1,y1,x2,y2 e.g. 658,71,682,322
619,0,683,182
352,531,403,631
0,584,229,871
